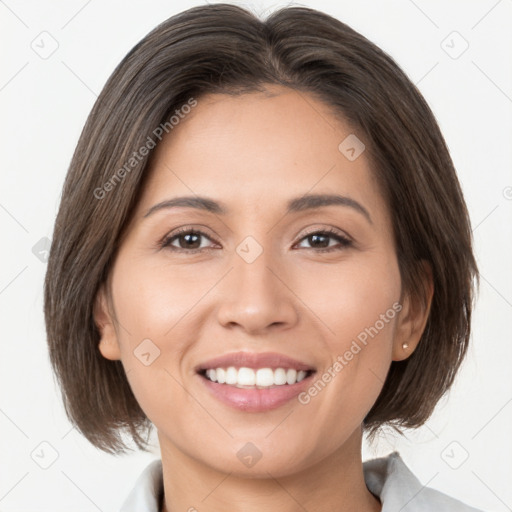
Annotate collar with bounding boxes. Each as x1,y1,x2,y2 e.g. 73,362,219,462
120,451,482,511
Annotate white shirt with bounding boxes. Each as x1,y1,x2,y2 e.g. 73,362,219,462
120,451,483,511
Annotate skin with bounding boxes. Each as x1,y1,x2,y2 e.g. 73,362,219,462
95,85,433,512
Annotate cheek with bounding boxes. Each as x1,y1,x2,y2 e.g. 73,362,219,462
111,254,206,351
296,250,401,346
295,252,401,409
108,258,199,417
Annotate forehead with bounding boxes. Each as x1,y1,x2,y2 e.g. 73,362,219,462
135,86,388,225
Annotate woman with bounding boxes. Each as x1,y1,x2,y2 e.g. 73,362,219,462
44,4,481,511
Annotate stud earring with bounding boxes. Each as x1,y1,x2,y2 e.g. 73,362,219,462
402,342,409,350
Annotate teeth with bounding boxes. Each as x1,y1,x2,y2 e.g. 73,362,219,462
238,367,255,386
226,366,237,385
286,369,297,384
256,368,274,386
203,366,311,387
216,368,226,384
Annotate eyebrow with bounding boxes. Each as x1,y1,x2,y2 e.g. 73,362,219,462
143,193,372,224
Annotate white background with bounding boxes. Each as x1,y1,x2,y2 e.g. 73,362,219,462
1,0,511,510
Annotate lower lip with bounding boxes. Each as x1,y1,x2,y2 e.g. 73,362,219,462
199,373,314,412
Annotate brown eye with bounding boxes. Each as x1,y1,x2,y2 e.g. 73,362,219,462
295,229,352,252
161,229,216,252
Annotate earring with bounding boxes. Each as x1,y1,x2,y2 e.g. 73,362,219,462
402,342,409,350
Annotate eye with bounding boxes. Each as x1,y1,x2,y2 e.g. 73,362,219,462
294,228,353,253
159,226,353,254
160,227,217,252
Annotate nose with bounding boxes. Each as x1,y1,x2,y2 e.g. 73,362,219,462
216,245,299,335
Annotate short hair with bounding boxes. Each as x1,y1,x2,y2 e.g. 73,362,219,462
44,3,478,453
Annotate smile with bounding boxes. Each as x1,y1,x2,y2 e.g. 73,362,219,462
196,351,316,411
200,367,312,388
203,366,311,388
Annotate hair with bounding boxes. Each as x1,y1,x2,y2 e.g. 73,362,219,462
44,3,478,453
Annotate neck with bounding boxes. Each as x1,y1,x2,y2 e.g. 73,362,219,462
159,427,381,512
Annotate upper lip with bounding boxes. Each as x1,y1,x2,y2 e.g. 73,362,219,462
196,351,316,372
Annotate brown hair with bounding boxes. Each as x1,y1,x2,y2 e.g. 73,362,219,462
44,3,478,453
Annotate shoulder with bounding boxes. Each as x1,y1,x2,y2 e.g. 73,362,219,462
119,459,163,512
363,451,485,512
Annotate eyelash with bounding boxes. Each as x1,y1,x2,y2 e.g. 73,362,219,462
159,226,353,254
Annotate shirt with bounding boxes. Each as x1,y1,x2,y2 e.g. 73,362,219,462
119,451,484,511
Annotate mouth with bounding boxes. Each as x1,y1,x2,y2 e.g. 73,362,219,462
198,367,315,388
195,352,316,412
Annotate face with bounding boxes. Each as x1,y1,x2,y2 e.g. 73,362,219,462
95,85,424,477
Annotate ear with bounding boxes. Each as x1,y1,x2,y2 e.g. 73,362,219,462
93,284,122,361
392,261,434,361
